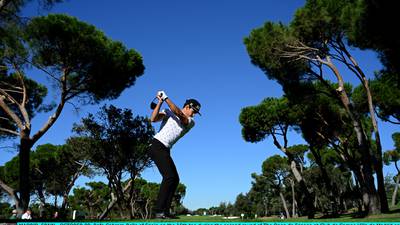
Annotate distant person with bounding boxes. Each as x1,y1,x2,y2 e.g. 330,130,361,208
9,209,18,219
148,90,201,219
21,209,32,220
53,211,59,219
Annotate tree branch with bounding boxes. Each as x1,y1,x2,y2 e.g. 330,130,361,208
283,125,289,149
279,40,320,63
31,69,68,143
377,114,400,125
335,40,365,83
271,131,287,154
0,116,10,121
12,63,27,106
0,127,19,136
0,177,20,204
1,88,23,94
0,81,22,89
12,63,30,128
21,57,60,82
0,88,20,106
0,95,23,129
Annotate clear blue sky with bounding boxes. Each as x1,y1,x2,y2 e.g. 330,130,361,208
1,0,398,211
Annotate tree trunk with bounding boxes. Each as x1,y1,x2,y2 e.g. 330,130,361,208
289,159,315,218
144,200,150,219
118,204,125,218
54,195,58,208
126,178,135,219
353,168,381,214
309,145,339,216
61,162,86,213
99,192,117,220
363,78,388,212
342,46,388,212
270,131,315,219
392,174,400,207
342,197,348,212
324,58,382,214
19,135,32,211
37,188,46,218
39,202,45,218
314,194,318,209
290,179,296,217
130,198,138,219
98,180,132,220
362,189,380,214
264,197,268,216
0,178,21,212
279,192,290,218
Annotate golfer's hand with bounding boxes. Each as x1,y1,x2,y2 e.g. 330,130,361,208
157,91,168,101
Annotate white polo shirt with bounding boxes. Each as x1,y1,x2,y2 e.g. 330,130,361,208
154,109,195,148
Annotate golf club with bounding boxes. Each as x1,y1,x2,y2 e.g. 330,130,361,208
150,97,157,109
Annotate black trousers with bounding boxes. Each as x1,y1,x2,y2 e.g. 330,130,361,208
148,138,180,214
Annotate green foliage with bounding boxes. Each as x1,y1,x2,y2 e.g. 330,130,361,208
292,0,356,47
31,144,63,196
305,164,356,213
249,172,275,216
25,14,145,103
31,143,93,199
69,105,154,218
345,0,400,75
0,156,20,190
287,144,308,165
307,147,341,167
171,183,187,213
234,193,253,218
1,0,63,68
262,155,289,181
239,155,296,218
71,104,154,177
66,178,187,219
383,150,400,166
139,182,158,208
0,142,93,210
393,133,400,150
1,13,146,139
383,132,400,167
0,0,63,18
353,75,400,124
0,202,12,220
239,97,299,143
294,82,353,149
244,22,308,85
68,181,110,218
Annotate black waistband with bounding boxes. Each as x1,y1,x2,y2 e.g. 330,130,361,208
151,138,170,150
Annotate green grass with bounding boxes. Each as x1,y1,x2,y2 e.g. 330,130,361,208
133,208,400,222
77,206,400,222
143,215,400,222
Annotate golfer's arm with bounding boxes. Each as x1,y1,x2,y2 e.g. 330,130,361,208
150,101,165,122
165,98,189,125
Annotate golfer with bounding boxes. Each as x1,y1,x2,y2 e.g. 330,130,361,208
148,90,201,219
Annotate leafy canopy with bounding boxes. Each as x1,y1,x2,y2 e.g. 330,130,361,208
25,14,145,103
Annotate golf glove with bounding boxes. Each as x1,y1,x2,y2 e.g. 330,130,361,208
157,91,168,101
